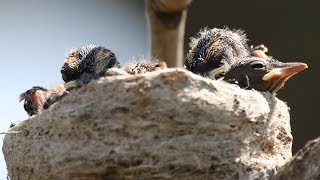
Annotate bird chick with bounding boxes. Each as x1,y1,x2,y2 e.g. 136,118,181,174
122,60,167,75
223,57,308,94
20,84,68,116
19,86,48,116
61,44,119,83
43,84,69,109
64,60,167,90
185,28,250,78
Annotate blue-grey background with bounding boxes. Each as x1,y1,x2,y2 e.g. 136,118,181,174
0,0,148,177
1,0,319,178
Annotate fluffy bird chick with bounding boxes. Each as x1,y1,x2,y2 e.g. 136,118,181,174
185,28,250,78
19,86,48,116
20,84,67,116
223,57,308,94
122,60,167,75
61,44,119,83
64,60,167,90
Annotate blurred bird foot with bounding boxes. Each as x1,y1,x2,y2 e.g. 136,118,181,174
250,44,268,53
250,44,269,59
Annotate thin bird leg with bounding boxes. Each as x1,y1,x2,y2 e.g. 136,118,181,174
244,75,250,89
207,65,229,79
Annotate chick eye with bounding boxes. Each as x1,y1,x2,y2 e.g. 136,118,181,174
250,62,265,70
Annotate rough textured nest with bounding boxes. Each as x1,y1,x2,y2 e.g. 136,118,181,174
272,137,320,180
3,68,292,179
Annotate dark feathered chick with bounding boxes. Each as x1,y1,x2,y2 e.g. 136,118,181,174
184,28,308,94
185,28,249,78
63,68,129,89
19,86,48,116
223,57,308,94
20,84,67,116
61,44,119,83
64,59,167,90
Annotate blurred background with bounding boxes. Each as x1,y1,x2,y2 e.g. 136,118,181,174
184,0,319,154
0,0,318,178
0,0,149,177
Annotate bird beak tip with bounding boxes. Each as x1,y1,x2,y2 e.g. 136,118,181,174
262,62,308,81
293,62,308,71
303,63,308,69
262,62,308,94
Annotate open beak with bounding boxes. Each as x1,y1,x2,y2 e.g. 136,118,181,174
262,62,308,94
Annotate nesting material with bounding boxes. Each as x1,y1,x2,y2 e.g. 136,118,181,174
3,68,292,179
272,137,320,180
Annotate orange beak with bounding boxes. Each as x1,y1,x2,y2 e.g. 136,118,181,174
262,62,308,94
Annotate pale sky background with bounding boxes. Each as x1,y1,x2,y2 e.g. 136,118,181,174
0,0,318,178
0,0,148,178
